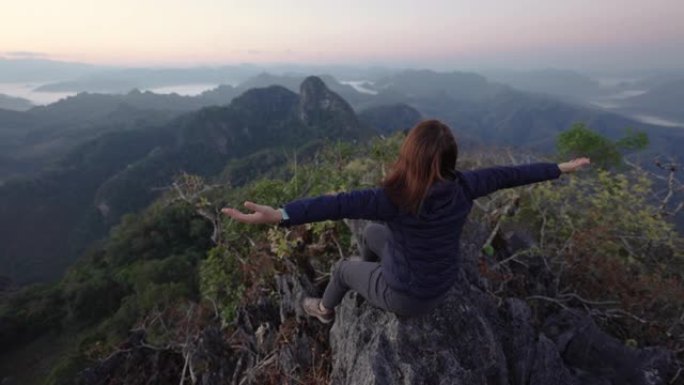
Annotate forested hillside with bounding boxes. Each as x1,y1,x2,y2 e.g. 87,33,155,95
0,77,373,284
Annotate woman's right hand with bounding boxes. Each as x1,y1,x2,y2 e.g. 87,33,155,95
558,157,591,173
221,201,282,225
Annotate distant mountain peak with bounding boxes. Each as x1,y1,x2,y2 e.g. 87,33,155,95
229,84,299,113
298,76,361,134
300,75,327,95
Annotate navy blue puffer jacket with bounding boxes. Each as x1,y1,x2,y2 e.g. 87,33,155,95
283,163,561,299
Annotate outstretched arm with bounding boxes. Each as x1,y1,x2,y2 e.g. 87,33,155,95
460,157,590,199
222,188,398,226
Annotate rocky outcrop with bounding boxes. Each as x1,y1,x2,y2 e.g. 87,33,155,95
329,290,676,385
298,76,371,139
328,220,678,385
330,274,509,385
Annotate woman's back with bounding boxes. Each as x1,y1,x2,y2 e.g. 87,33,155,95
383,174,473,299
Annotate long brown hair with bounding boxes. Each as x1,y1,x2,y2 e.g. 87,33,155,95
382,119,458,214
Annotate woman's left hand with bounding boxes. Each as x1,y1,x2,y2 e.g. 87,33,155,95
221,201,282,225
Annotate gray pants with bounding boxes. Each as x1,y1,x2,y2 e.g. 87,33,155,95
321,223,445,317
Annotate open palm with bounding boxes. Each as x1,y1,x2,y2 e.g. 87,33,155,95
221,201,281,224
558,157,591,173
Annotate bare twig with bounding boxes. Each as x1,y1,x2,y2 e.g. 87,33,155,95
624,156,683,217
539,217,548,251
669,367,682,385
659,164,678,214
140,341,170,351
472,199,487,212
482,195,519,251
231,354,245,385
179,351,190,385
557,292,619,306
595,308,649,324
491,248,536,269
526,295,570,310
99,348,133,363
207,297,220,320
330,233,346,261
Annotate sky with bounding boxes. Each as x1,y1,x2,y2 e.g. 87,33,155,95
1,0,683,70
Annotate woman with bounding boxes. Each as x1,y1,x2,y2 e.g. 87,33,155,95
222,120,590,323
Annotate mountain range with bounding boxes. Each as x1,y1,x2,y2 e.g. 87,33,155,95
1,69,683,285
0,77,374,284
621,79,684,121
0,94,33,111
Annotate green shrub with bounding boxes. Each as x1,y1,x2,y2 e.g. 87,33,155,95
514,168,684,344
199,246,244,324
557,123,648,169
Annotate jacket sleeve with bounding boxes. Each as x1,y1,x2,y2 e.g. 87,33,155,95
459,163,561,200
283,188,398,225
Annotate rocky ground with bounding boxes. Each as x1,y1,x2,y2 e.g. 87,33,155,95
77,219,681,385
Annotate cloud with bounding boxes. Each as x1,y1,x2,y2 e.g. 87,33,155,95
4,51,49,59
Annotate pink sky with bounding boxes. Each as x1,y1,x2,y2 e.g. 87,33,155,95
2,0,683,69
